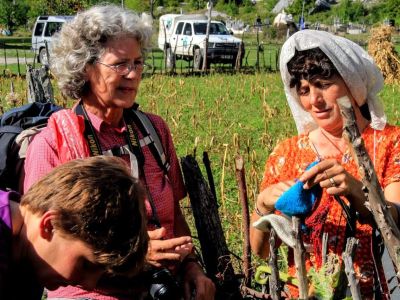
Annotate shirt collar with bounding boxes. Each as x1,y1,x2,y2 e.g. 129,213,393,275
74,102,127,133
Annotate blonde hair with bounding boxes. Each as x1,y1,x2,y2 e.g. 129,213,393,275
21,156,148,276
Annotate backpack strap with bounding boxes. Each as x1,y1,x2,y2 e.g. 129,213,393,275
15,126,45,159
0,126,23,180
0,125,24,135
129,107,171,175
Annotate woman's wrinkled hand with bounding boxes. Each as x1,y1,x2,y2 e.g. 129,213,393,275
147,227,193,268
182,262,215,300
257,180,296,214
299,159,362,199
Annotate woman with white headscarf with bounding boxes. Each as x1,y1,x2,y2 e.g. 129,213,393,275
250,30,400,298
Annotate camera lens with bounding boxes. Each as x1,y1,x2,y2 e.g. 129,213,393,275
150,283,169,299
149,269,180,300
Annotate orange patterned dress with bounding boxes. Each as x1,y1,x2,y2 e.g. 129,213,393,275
260,125,400,298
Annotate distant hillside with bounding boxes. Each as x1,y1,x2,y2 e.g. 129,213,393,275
272,0,382,14
272,0,294,14
266,0,400,26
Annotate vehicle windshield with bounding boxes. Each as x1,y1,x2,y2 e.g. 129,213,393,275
193,22,229,35
44,22,64,37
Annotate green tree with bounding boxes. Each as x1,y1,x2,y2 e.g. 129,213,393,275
0,0,29,31
242,0,255,13
125,0,149,12
222,0,242,4
330,0,366,23
347,0,366,22
165,0,181,7
215,0,239,15
286,0,313,17
226,1,239,15
381,0,400,23
189,0,208,10
28,0,126,17
27,0,49,18
26,0,98,17
264,0,278,13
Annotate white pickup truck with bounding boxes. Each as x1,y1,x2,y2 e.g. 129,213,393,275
158,14,244,70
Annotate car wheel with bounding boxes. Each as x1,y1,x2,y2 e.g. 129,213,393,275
39,48,49,65
193,49,203,71
165,46,175,71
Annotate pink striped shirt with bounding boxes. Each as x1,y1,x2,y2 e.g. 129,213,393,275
24,108,186,299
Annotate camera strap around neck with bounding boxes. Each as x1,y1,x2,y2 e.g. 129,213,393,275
75,102,161,228
75,103,144,168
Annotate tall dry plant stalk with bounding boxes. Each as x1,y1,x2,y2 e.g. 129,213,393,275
368,25,400,85
220,143,229,216
5,80,21,107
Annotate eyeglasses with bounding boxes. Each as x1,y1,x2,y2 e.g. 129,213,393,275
96,60,147,75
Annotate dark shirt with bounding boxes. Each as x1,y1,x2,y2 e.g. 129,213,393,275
0,190,43,299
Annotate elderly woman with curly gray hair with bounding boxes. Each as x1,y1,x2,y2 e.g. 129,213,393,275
23,4,215,300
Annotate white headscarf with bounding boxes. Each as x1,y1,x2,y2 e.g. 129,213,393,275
279,30,387,134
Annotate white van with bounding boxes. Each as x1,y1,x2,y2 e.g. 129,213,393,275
31,15,74,64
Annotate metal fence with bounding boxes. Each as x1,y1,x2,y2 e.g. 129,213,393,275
0,41,281,77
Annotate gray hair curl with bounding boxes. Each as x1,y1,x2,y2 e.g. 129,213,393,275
50,4,152,100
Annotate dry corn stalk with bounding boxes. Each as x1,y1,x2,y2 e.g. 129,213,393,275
368,25,400,85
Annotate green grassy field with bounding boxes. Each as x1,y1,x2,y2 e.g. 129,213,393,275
1,73,400,267
137,73,400,260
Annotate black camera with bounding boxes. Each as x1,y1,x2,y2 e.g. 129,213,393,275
149,268,181,300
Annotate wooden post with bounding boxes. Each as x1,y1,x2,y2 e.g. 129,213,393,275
204,152,217,210
44,40,50,66
268,228,281,300
16,49,21,77
24,48,27,66
151,48,155,75
202,1,212,71
3,44,7,75
235,155,251,287
26,65,54,103
338,96,400,278
322,232,329,265
163,23,167,74
343,237,361,300
235,41,243,71
256,26,260,72
180,155,242,299
149,0,155,19
292,216,308,299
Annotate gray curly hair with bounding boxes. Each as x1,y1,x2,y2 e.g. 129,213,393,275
50,4,152,100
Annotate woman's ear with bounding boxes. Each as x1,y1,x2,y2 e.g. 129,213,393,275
39,210,57,240
83,64,92,81
84,63,99,84
359,102,371,121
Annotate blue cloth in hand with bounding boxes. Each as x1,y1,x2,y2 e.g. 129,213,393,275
275,161,322,217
